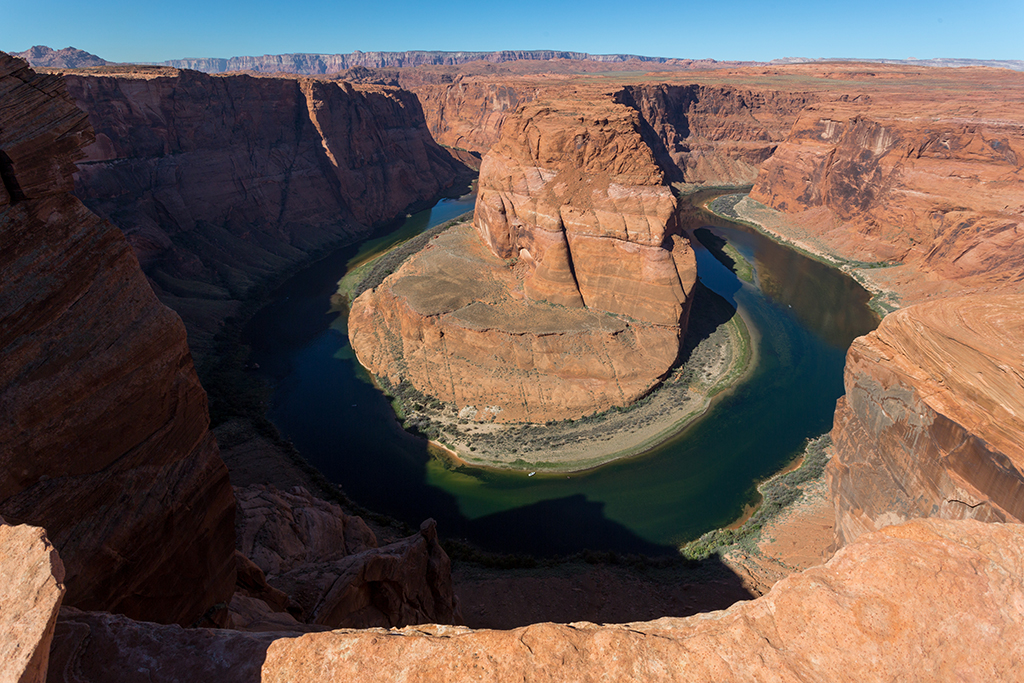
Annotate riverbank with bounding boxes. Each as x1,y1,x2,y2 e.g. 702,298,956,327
701,194,902,316
679,435,835,577
411,287,757,473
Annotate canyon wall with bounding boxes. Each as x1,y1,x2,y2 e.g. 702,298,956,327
747,82,1024,302
616,84,815,186
0,53,237,625
63,69,468,349
829,294,1024,545
350,96,696,422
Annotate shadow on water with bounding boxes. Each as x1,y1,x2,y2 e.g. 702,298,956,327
464,494,675,557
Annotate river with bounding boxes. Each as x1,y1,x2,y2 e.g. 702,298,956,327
243,191,878,556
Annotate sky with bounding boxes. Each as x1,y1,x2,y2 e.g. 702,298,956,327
2,0,1022,64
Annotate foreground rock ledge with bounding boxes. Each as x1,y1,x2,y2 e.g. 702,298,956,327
830,294,1024,546
350,97,696,423
260,519,1023,682
0,520,64,683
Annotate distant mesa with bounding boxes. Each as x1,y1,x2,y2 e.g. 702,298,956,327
12,45,107,68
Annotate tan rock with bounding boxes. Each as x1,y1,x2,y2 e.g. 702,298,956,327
261,519,1024,682
0,520,65,683
830,294,1024,546
0,52,236,626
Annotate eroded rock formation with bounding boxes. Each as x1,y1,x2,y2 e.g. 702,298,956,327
830,294,1024,545
235,486,460,629
0,519,64,683
0,52,237,626
350,96,696,422
62,69,469,349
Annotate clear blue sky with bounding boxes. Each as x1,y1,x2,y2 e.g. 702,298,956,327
3,0,1022,63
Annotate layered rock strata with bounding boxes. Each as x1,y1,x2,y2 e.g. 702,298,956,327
62,69,468,349
0,519,65,683
235,486,460,628
0,53,237,625
350,98,696,422
830,294,1024,545
260,519,1024,682
747,79,1024,302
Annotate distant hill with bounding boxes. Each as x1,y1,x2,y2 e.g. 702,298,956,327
13,45,107,68
158,50,697,75
771,56,1024,72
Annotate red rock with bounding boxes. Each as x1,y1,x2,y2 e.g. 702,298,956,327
0,519,65,683
62,69,469,349
746,72,1024,304
0,52,236,626
830,295,1024,546
260,519,1024,682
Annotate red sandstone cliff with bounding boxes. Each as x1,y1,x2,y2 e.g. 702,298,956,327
62,69,469,348
746,73,1024,302
350,96,696,422
0,53,237,625
829,295,1024,546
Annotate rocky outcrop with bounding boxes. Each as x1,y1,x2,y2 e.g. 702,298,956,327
235,485,378,577
12,46,107,69
350,97,696,422
63,70,468,349
261,518,1024,682
0,520,64,683
748,80,1024,302
830,295,1024,546
235,486,460,629
0,52,236,626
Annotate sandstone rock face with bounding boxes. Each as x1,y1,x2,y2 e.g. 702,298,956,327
409,77,539,154
473,99,694,324
748,78,1024,301
235,486,459,629
64,70,467,349
261,519,1024,682
351,97,696,422
0,53,236,626
235,485,378,577
830,295,1024,546
0,520,65,683
616,84,815,185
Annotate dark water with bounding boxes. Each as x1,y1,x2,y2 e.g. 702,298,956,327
244,193,878,556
